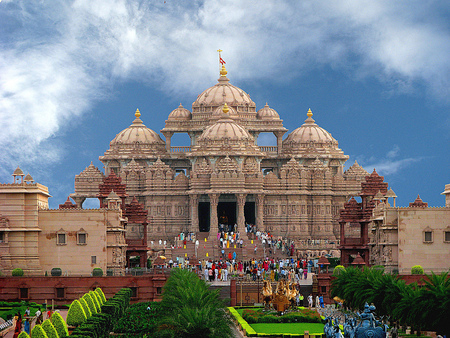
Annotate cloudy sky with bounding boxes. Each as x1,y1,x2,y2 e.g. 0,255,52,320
1,0,449,208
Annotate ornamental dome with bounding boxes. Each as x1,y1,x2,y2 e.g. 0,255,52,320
101,109,166,160
282,109,347,160
257,103,280,120
189,104,263,157
168,104,191,120
192,65,256,113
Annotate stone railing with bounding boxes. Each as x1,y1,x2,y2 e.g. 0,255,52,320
170,146,191,152
259,146,278,153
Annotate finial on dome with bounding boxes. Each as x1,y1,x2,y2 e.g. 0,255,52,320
220,64,228,77
222,103,230,114
135,108,141,118
307,108,313,118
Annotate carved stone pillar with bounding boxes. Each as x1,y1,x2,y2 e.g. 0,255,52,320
162,131,173,152
209,194,219,233
237,193,247,233
275,131,284,155
256,194,265,230
190,194,199,232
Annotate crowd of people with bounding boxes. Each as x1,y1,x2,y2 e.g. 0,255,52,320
10,307,53,337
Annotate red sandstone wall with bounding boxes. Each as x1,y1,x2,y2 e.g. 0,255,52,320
0,273,169,305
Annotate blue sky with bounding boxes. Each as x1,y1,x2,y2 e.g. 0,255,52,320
0,0,449,209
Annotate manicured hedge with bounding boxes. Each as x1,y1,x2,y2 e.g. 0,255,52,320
17,332,30,338
42,319,59,338
51,268,62,276
89,291,101,312
82,293,97,315
92,268,103,277
228,307,257,337
79,298,92,318
12,268,24,276
242,308,322,324
51,311,68,337
66,299,87,326
31,324,49,338
95,288,106,303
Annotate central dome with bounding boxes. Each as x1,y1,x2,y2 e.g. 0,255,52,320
192,65,256,114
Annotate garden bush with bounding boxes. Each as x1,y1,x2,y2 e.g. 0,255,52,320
82,293,97,315
89,290,101,311
92,268,103,277
332,265,345,276
12,268,24,276
411,265,424,274
17,332,30,338
79,298,91,318
50,268,62,277
31,324,49,338
242,308,322,324
113,302,162,334
95,287,107,303
51,311,69,337
42,319,59,338
66,299,87,326
88,291,100,312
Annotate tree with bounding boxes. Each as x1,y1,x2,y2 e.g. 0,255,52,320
66,299,87,327
31,324,49,338
42,319,59,338
51,311,69,337
158,269,232,338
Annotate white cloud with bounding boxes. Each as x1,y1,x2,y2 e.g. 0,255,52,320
0,0,448,176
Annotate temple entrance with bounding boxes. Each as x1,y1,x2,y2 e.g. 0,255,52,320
218,202,237,231
244,201,256,224
198,202,210,232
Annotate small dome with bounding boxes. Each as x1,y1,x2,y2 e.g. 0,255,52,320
110,109,165,147
199,118,253,142
257,103,280,120
13,166,24,176
168,104,191,120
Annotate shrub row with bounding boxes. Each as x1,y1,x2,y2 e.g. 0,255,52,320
70,288,131,338
228,307,257,337
242,308,322,324
66,287,106,326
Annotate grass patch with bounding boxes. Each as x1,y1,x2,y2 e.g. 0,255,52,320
251,322,324,335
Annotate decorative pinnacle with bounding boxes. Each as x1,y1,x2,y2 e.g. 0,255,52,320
307,108,313,118
220,64,228,77
135,108,141,118
222,103,230,114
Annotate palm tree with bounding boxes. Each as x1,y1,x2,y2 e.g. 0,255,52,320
158,269,232,338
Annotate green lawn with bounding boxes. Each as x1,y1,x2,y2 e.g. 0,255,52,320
250,322,324,335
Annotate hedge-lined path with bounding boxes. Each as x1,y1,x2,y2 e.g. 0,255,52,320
4,310,68,338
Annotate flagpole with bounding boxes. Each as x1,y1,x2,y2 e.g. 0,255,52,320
217,49,222,71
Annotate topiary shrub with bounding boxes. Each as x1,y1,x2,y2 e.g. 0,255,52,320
82,293,97,315
18,332,30,338
31,324,49,338
51,311,69,337
51,268,62,277
333,265,346,276
92,268,103,277
66,299,87,327
89,291,101,312
12,268,24,276
411,265,424,274
91,290,103,306
42,319,59,338
95,288,107,303
79,297,92,318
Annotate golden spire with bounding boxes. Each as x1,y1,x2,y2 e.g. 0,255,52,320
135,108,141,118
220,64,228,77
307,108,313,118
222,103,230,114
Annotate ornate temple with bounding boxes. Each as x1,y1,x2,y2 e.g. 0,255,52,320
69,64,370,255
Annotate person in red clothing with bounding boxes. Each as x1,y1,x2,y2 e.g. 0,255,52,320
228,252,232,260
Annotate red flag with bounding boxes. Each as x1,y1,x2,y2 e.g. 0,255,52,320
219,57,226,65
